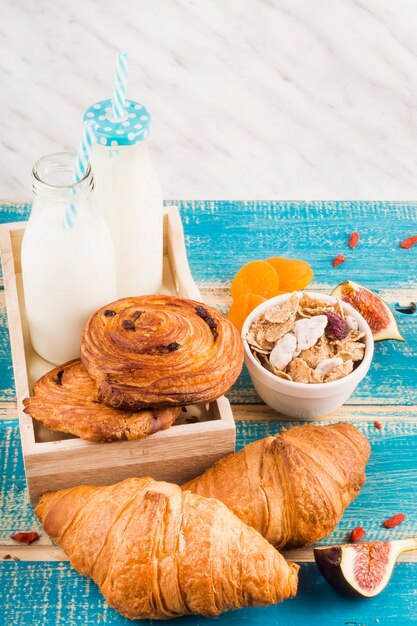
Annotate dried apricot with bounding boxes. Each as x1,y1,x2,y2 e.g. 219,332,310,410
266,257,313,291
228,293,267,332
231,260,280,300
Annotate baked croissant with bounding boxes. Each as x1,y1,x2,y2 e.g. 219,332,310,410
183,422,370,549
23,360,180,442
35,477,299,620
80,295,244,410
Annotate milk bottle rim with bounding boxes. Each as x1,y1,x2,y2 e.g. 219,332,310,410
32,152,93,201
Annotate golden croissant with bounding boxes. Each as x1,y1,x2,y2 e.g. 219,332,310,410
81,295,244,410
183,422,370,549
23,360,180,442
35,477,298,620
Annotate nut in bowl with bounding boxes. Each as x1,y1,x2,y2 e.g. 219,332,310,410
241,291,374,419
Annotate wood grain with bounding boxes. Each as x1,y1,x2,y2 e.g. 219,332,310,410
1,200,417,626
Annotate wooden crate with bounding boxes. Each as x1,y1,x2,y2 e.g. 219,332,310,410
0,206,236,506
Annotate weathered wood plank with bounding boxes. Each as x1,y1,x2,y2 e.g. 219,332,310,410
180,200,417,291
1,402,416,423
2,544,417,563
0,560,416,625
233,404,417,421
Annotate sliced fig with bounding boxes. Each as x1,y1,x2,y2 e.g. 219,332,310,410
314,537,417,597
331,280,404,342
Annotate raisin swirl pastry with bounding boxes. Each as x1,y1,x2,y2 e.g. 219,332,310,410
80,295,244,410
23,360,180,442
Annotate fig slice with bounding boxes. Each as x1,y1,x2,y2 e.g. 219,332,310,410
331,280,404,342
314,537,417,597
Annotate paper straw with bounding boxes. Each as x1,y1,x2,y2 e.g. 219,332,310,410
74,120,96,182
112,51,129,120
64,121,96,229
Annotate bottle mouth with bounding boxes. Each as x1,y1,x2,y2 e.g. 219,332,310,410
32,153,93,199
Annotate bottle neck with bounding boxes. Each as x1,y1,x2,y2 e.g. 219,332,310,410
32,152,94,203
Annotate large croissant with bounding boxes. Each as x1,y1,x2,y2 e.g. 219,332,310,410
183,422,370,549
35,477,298,620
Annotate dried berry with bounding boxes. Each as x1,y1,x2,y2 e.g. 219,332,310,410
10,532,40,545
104,309,116,317
349,232,360,249
54,370,64,386
400,235,417,249
2,554,11,560
131,310,143,321
382,514,405,529
325,311,350,340
195,305,218,340
333,254,346,268
122,320,135,331
374,421,382,430
350,527,366,542
156,342,181,354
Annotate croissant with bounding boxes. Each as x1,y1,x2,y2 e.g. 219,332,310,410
183,422,370,549
23,360,180,442
80,295,244,410
35,477,299,620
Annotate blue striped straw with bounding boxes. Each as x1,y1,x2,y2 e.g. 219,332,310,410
112,51,129,120
64,121,96,229
74,120,95,183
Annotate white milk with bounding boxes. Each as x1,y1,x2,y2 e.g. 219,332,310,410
90,142,163,297
84,99,163,298
21,153,117,364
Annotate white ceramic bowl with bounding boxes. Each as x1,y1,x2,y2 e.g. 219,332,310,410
241,292,374,419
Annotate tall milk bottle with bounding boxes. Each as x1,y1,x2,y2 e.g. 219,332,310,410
85,99,163,297
21,153,117,364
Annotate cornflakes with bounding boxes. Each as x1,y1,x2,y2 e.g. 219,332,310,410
247,292,366,384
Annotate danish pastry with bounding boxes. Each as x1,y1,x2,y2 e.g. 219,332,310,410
80,295,244,410
23,360,180,442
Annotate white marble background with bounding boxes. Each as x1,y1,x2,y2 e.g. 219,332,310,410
1,0,417,200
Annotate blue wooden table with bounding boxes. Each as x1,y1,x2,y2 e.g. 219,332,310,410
1,200,417,625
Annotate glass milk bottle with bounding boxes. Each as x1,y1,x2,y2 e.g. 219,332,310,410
85,99,163,297
21,153,117,364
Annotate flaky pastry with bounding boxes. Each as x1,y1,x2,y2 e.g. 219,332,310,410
81,295,244,409
35,477,298,620
184,422,370,548
23,360,179,442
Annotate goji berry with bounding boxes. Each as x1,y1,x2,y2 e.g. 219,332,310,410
333,254,346,268
349,232,359,248
382,513,406,529
10,532,40,544
350,527,366,542
374,421,382,430
400,235,417,249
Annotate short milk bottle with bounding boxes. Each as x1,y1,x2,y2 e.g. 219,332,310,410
21,153,117,364
85,99,163,297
